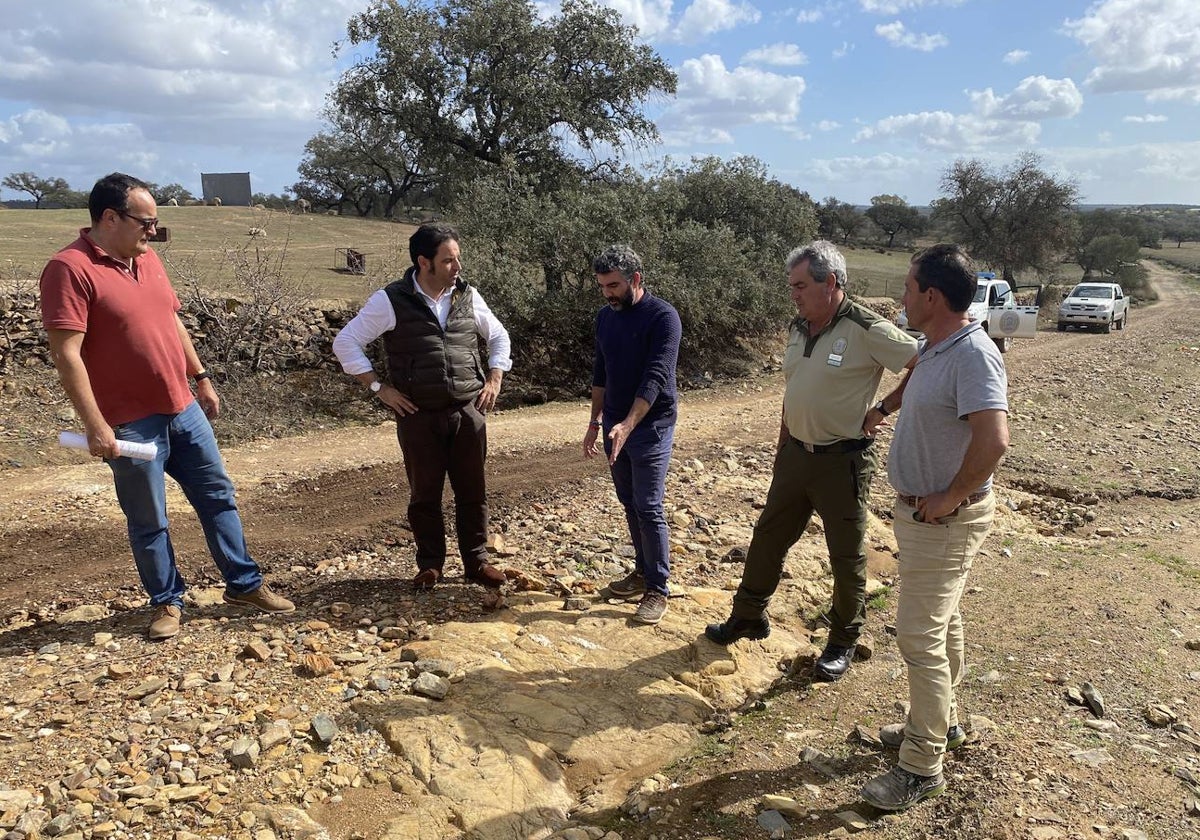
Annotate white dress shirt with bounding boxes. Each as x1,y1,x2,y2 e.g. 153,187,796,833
333,280,513,376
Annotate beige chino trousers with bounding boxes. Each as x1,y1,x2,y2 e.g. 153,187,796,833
893,493,995,777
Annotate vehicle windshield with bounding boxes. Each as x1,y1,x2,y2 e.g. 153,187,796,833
1070,285,1114,299
973,282,1008,303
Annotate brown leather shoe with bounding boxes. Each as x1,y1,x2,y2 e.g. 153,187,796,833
465,563,506,589
148,604,182,640
413,568,441,590
222,583,296,614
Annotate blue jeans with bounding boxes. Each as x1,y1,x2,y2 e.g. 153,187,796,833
606,421,674,596
107,400,262,607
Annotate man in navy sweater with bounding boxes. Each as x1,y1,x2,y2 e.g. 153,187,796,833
584,245,682,625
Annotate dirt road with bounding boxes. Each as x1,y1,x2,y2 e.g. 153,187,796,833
0,261,1198,839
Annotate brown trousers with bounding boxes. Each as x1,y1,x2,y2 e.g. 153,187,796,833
395,401,488,573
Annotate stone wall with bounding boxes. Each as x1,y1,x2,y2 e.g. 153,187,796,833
0,292,362,377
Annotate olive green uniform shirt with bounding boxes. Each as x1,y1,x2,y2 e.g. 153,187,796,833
782,297,917,445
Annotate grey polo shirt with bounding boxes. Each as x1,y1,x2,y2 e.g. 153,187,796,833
888,321,1009,497
782,298,918,445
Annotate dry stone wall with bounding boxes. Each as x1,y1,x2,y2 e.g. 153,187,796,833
0,292,364,377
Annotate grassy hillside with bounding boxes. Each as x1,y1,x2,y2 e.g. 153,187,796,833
1,205,924,303
1145,241,1200,274
0,206,417,303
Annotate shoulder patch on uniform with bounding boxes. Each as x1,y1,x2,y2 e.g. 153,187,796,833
842,301,884,331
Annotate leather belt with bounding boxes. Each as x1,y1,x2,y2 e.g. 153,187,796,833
792,437,872,455
896,490,991,508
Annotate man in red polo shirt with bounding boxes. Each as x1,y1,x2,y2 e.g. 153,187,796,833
40,172,295,640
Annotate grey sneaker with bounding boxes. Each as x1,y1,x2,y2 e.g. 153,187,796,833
861,766,946,811
608,571,646,598
223,584,296,614
879,723,967,750
633,592,668,625
148,604,182,641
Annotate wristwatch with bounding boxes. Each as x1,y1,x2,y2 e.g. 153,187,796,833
369,381,383,394
874,399,890,416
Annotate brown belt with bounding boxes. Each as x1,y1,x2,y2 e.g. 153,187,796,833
896,490,991,508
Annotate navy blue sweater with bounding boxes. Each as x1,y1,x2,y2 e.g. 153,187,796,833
592,291,682,428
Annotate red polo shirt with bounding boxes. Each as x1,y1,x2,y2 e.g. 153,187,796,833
40,230,194,426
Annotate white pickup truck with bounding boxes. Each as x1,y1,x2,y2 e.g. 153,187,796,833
896,272,1038,353
1057,282,1128,333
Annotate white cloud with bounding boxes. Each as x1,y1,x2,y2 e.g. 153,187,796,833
1050,140,1200,203
674,0,760,42
817,119,841,131
0,3,347,132
658,54,805,144
859,0,964,12
796,9,824,23
742,43,808,66
598,0,675,39
0,108,154,182
805,152,920,177
858,74,1084,152
1122,114,1168,123
875,21,949,52
969,76,1083,120
1003,49,1030,64
833,42,853,59
1064,0,1200,101
659,126,735,145
854,111,1040,150
0,1,361,191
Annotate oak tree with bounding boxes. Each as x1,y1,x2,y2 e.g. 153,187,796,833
329,0,676,195
933,152,1079,283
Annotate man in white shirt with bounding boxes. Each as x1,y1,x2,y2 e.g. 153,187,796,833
333,223,512,589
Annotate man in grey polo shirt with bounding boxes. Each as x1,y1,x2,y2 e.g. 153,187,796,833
861,244,1009,811
705,240,917,683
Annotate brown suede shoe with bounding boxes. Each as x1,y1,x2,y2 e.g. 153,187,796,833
148,604,182,640
465,563,506,589
222,584,295,614
413,568,441,590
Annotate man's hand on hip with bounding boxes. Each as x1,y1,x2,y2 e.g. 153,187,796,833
475,370,502,414
379,386,419,417
915,490,960,523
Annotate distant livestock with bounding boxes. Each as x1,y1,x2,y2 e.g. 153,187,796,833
327,209,338,216
295,198,310,213
165,198,179,206
252,203,266,210
184,199,204,206
247,227,267,238
208,197,222,206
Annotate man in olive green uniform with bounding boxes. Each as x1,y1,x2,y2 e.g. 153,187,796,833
706,240,917,682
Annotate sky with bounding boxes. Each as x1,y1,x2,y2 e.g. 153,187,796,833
1,0,1198,207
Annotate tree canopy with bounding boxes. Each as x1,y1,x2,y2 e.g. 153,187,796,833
329,0,676,196
933,152,1080,283
816,198,866,245
2,172,71,208
293,113,431,218
453,156,815,386
865,194,926,248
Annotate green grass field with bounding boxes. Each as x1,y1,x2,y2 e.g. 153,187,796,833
0,206,417,303
838,244,913,298
1,205,921,303
1144,242,1200,274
